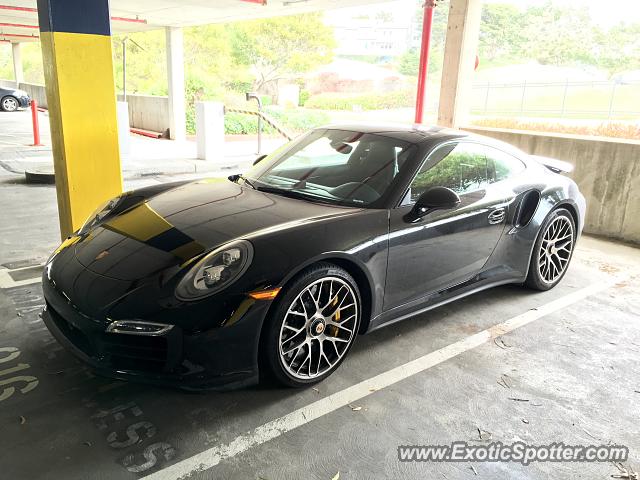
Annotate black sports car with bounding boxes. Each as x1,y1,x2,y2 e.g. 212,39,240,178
42,124,585,389
0,86,31,112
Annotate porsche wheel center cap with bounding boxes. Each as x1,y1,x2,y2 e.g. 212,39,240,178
310,319,325,336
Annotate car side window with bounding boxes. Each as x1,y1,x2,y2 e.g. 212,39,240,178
406,143,490,203
484,146,526,183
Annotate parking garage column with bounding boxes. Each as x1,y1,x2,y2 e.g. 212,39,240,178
11,42,24,84
166,26,187,141
437,0,482,128
37,0,123,239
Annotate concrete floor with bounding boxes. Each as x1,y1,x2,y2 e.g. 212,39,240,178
0,110,284,179
0,170,639,479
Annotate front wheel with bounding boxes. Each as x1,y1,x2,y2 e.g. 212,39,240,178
263,263,361,387
525,208,576,291
1,96,19,112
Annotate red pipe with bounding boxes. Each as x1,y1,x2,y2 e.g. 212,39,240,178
0,5,146,24
0,5,37,12
0,33,39,39
414,2,435,124
31,100,42,147
130,127,162,139
0,22,39,29
111,16,147,24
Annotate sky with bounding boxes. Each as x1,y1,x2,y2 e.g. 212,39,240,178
327,0,640,28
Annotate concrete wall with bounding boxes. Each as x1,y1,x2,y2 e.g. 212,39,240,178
464,126,640,244
1,80,169,133
0,79,17,89
20,83,47,108
117,94,170,135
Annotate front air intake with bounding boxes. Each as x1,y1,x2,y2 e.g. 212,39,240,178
106,320,174,336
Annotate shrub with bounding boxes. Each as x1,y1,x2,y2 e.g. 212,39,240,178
299,90,311,107
266,108,330,132
224,112,261,135
305,89,415,111
223,107,330,135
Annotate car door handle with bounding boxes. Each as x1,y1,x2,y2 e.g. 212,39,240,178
488,208,506,225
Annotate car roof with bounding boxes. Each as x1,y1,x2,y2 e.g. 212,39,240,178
320,123,468,144
319,123,532,161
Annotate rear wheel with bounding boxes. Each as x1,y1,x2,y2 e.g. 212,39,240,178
264,263,360,387
1,96,19,112
525,208,576,291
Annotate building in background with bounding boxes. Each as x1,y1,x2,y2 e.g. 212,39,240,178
324,1,416,58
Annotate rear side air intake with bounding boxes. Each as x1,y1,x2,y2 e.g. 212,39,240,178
515,190,541,228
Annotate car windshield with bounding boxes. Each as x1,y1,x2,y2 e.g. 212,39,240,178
242,129,418,207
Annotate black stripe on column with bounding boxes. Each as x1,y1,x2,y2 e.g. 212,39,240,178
37,0,111,36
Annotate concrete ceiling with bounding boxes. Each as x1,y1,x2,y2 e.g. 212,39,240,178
1,0,389,43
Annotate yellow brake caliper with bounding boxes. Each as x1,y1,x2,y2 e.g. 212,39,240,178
329,296,340,337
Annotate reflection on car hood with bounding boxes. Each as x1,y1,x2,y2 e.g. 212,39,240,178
74,179,358,280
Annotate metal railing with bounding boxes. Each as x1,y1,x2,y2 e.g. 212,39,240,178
471,80,640,120
224,107,293,140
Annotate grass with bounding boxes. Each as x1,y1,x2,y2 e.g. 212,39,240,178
470,83,640,120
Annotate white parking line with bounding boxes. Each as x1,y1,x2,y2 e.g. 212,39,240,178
0,265,44,289
142,278,622,480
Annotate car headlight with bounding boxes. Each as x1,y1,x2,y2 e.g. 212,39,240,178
175,240,254,301
78,195,123,234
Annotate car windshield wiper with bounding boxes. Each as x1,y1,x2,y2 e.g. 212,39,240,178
229,174,257,190
255,185,333,204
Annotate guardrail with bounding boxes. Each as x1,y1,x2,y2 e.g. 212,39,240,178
225,107,293,141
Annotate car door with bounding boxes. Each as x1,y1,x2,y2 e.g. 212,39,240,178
383,141,509,312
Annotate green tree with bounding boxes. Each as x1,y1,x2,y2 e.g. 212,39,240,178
0,44,13,80
229,13,335,92
185,24,250,96
0,42,44,84
479,4,524,61
519,3,595,66
398,49,420,76
592,23,640,74
112,30,167,96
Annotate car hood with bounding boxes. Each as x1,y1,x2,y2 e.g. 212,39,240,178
74,179,359,280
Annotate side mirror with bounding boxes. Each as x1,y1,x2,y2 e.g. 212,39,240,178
408,186,460,221
253,154,267,166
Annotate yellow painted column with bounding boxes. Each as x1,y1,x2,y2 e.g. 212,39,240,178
37,0,122,239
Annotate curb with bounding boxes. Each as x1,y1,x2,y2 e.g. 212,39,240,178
22,160,252,184
25,167,55,184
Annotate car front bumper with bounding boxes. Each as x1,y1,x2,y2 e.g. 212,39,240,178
41,270,270,391
17,95,31,108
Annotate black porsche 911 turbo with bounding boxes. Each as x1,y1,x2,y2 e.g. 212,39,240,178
42,124,585,389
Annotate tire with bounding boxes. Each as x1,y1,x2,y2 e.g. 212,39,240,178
263,262,361,387
1,96,19,112
525,208,576,291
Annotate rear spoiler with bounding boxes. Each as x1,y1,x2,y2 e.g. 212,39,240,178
530,155,574,174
